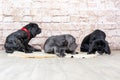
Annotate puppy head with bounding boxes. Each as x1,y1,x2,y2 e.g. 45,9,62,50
92,39,106,54
25,23,41,38
65,34,78,51
69,43,78,51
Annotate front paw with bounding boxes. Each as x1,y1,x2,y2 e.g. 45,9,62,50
25,50,33,53
105,50,111,55
34,49,41,52
6,50,14,53
87,52,95,54
105,52,111,55
87,52,91,54
56,53,66,57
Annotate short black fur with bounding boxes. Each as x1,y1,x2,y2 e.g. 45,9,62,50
4,23,41,53
80,29,111,55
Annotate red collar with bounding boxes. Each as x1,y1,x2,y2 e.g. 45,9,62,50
21,27,30,39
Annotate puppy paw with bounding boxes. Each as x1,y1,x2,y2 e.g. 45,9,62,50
56,53,66,57
87,52,93,54
87,51,96,54
34,49,41,52
105,52,111,55
25,50,33,53
6,50,14,53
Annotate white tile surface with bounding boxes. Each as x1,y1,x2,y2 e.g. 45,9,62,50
0,51,120,80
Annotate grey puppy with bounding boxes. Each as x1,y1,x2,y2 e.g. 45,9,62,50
44,34,78,57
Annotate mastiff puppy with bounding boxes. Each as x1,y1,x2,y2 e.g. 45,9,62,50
80,29,111,55
44,34,78,57
4,23,41,53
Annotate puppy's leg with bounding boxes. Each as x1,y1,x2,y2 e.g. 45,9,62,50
65,49,77,54
52,46,62,57
28,45,41,52
88,50,96,54
80,44,89,52
6,48,14,53
44,45,55,54
25,48,33,53
4,43,14,53
45,46,66,57
56,47,66,57
22,43,33,53
88,43,96,54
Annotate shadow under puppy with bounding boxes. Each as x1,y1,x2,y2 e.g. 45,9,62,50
4,23,41,53
44,34,78,57
80,29,111,55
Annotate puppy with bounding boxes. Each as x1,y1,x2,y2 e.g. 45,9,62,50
4,23,41,53
80,29,111,55
44,34,78,57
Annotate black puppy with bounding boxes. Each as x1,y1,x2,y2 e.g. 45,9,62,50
44,34,78,57
80,29,111,55
4,23,41,53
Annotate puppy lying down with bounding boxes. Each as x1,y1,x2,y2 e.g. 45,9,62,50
43,34,78,57
80,29,111,55
4,23,41,53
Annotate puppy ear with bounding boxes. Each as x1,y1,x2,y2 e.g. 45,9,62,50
65,35,77,51
63,40,68,46
65,35,76,47
104,41,111,55
88,41,95,54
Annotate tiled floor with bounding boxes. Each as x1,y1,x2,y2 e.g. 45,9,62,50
0,51,120,80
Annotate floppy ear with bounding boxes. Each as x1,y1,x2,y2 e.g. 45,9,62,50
88,41,95,54
65,35,75,47
69,43,78,51
65,35,77,51
63,40,68,46
31,29,37,38
104,41,111,55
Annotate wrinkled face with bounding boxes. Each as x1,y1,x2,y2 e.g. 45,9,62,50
66,35,78,51
93,40,106,54
26,23,41,37
34,26,41,34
